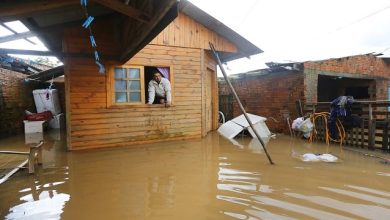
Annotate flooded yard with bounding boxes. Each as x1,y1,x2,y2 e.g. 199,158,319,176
0,131,389,219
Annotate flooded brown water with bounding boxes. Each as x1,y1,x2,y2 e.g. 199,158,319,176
0,130,389,219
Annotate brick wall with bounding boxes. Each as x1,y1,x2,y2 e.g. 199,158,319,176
0,68,36,137
304,54,390,102
305,54,390,78
219,71,304,133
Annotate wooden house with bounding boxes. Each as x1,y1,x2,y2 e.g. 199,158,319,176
0,1,261,150
65,1,262,150
0,0,178,143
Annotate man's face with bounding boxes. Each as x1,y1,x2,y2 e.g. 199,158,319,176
153,73,162,83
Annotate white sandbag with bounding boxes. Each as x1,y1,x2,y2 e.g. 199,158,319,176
302,153,320,162
299,118,313,133
292,117,304,130
300,153,338,162
318,154,338,162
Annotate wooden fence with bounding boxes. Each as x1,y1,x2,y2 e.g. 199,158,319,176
302,100,390,152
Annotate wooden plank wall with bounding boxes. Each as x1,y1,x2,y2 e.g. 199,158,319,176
63,12,232,150
65,43,203,150
204,51,219,131
150,13,237,53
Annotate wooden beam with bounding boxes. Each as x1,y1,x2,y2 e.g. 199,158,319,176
0,22,36,45
119,1,178,62
0,48,60,57
92,0,150,23
0,31,35,43
0,0,78,18
0,48,118,60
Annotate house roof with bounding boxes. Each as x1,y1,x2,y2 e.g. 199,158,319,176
0,0,179,63
26,65,64,82
0,54,47,74
180,1,263,62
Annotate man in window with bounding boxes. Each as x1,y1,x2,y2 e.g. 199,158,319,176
148,71,172,107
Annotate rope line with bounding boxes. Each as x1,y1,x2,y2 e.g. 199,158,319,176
80,1,105,74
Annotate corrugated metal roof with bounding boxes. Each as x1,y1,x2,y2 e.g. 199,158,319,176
180,1,263,62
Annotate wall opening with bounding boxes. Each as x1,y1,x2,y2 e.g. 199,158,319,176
317,75,375,102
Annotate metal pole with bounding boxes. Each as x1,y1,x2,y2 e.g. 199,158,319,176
209,43,274,165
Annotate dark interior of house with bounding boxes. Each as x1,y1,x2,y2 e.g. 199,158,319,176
317,75,374,102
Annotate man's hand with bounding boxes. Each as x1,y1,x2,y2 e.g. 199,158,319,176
165,102,171,107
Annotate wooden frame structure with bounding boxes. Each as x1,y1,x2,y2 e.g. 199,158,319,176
0,1,262,150
65,1,262,150
304,100,390,152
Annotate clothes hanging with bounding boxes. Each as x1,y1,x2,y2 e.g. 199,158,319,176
328,96,355,139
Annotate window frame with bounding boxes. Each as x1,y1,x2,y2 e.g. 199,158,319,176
107,64,174,108
107,65,144,106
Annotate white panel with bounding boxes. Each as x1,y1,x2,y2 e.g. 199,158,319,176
217,120,244,139
24,120,45,133
248,121,272,139
231,113,266,128
25,132,43,144
33,89,61,115
49,113,65,129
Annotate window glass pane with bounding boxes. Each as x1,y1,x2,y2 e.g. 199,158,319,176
115,80,126,90
115,68,126,78
128,80,140,90
115,80,126,91
129,92,141,102
128,68,140,78
115,92,127,103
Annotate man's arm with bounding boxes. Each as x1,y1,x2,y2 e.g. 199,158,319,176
148,81,155,104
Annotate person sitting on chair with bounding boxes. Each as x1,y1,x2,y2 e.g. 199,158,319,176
147,71,172,107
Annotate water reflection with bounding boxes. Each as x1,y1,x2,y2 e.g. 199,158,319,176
285,192,390,219
216,134,390,219
251,195,354,220
319,186,390,206
6,191,70,219
345,185,390,197
0,132,389,219
0,130,70,220
227,136,271,154
148,175,175,209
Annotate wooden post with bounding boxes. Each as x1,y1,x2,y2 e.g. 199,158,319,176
361,119,365,148
369,119,376,150
296,100,303,117
28,149,35,174
28,141,44,174
209,43,274,165
382,120,389,152
368,104,373,149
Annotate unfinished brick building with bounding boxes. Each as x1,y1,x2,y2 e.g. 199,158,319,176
219,54,390,133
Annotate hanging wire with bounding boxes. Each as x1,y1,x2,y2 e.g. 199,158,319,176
80,1,105,74
48,75,54,90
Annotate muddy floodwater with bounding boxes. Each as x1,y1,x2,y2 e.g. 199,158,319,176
0,130,389,219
